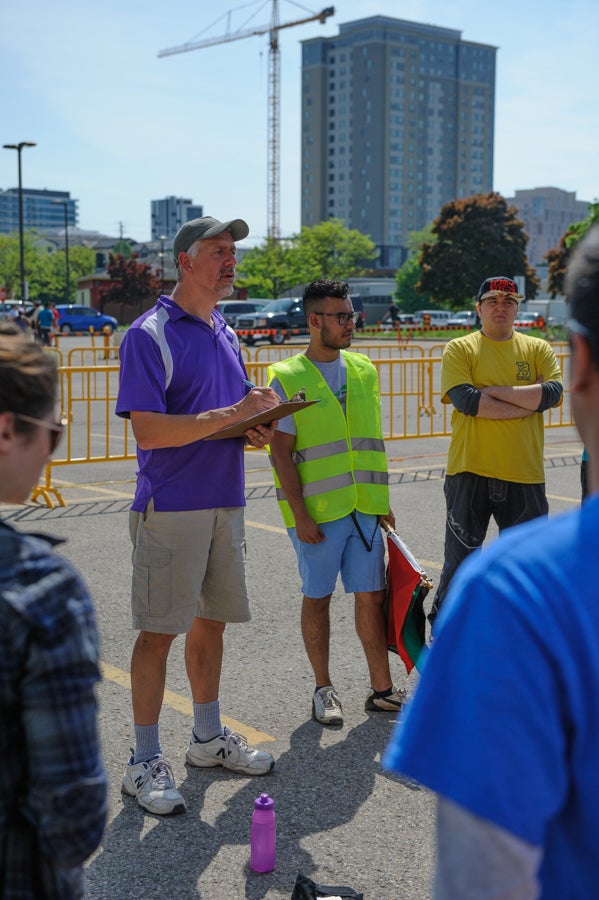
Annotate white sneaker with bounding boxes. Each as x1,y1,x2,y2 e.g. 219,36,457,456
312,686,343,726
186,727,275,775
121,753,186,816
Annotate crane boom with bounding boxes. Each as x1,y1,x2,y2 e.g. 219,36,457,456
158,3,335,241
158,7,334,58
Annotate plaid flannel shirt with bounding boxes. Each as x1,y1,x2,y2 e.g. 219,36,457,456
0,520,107,898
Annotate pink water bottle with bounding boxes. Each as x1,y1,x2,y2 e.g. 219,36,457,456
250,793,276,872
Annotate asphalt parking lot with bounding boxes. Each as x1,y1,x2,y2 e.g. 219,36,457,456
3,422,584,899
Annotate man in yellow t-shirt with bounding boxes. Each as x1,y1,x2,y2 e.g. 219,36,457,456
429,276,563,626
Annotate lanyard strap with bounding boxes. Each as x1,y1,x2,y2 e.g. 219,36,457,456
350,511,379,553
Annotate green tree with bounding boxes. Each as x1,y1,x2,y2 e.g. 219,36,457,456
418,192,539,308
395,257,432,312
237,219,378,297
293,219,377,281
0,233,94,303
546,200,599,298
236,239,302,298
394,226,435,311
35,245,95,303
102,253,162,317
0,232,51,300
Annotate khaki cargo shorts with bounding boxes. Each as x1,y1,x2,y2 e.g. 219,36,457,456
129,502,250,634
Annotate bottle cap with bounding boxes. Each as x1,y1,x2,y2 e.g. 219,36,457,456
254,793,274,810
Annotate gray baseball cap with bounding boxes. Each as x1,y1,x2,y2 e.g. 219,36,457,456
173,216,249,263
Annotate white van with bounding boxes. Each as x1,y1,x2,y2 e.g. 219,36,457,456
413,309,453,327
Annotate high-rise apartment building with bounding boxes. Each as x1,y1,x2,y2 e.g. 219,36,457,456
151,196,203,240
301,16,496,268
0,188,77,234
507,187,590,267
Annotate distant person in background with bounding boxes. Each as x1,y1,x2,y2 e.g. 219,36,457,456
37,301,54,346
383,225,599,899
428,275,563,626
382,302,400,327
15,307,31,334
50,302,60,341
0,322,107,898
27,301,42,341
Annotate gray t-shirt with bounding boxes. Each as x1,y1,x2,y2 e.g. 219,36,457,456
270,355,347,436
435,797,542,899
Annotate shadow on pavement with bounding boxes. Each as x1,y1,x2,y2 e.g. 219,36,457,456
87,717,389,899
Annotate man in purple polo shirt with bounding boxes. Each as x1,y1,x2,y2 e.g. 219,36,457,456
116,215,280,816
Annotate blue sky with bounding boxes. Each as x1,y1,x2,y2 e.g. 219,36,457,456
2,0,597,243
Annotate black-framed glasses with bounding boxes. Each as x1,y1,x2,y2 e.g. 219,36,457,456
313,311,360,326
15,413,66,454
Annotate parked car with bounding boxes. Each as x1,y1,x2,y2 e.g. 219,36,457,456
413,309,453,327
514,311,545,331
398,313,418,326
55,305,118,334
236,298,308,345
381,312,418,329
0,301,36,317
215,299,270,327
446,310,478,328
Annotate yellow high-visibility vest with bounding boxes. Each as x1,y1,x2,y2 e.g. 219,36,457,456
268,352,389,527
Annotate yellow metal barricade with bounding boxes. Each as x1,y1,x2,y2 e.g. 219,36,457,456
31,364,136,508
31,350,574,507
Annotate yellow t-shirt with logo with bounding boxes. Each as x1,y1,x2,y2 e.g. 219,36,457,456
441,330,562,483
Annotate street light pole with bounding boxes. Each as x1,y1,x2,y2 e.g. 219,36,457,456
2,141,36,302
52,200,70,303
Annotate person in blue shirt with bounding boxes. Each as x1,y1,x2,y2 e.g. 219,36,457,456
36,301,54,346
383,223,599,899
0,322,107,898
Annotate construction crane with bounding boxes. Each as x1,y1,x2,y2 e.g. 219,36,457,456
159,2,334,242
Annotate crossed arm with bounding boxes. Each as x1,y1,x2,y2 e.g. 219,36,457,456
478,381,543,418
448,380,562,419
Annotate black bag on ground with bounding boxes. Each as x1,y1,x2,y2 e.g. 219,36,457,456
291,870,363,899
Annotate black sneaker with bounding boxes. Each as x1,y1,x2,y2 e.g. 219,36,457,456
365,686,407,712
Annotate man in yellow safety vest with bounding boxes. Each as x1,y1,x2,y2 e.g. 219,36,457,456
268,279,403,727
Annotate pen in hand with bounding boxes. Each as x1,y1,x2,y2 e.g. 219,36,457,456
242,378,256,390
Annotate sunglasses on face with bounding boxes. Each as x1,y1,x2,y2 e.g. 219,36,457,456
15,413,66,454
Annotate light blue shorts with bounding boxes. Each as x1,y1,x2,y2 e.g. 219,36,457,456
288,511,385,599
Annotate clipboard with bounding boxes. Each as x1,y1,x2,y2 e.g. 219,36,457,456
204,399,320,440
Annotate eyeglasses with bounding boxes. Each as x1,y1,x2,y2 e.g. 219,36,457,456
312,311,361,326
15,413,66,454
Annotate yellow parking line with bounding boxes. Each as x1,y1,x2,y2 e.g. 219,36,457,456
546,493,580,504
246,519,287,534
100,661,275,745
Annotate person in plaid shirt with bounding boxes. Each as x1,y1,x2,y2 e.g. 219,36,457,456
0,322,107,898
